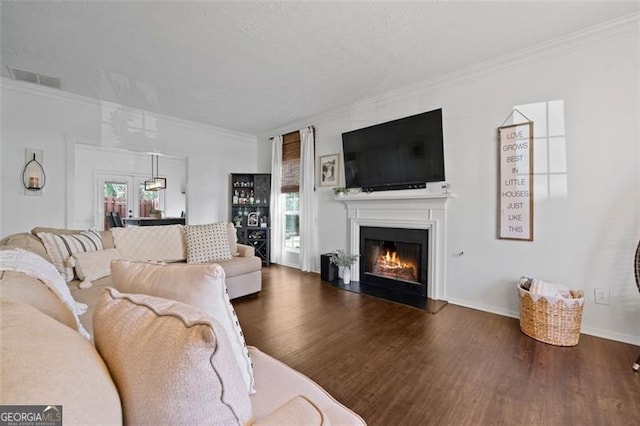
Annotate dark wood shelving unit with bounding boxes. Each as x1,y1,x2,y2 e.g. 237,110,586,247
230,173,271,266
236,227,270,266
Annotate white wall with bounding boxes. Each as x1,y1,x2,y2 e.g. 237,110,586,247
261,19,640,344
1,80,257,236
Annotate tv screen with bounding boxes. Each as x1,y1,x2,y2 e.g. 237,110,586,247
342,108,445,191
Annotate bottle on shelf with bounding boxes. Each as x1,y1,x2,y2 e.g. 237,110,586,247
249,190,255,205
232,190,239,205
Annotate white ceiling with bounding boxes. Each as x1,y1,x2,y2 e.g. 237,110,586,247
2,1,639,135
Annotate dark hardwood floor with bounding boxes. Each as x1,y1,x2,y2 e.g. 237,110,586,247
233,265,640,425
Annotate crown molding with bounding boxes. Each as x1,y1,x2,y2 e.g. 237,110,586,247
262,11,640,138
0,77,257,144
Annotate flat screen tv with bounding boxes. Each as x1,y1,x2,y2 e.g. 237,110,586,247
342,108,445,192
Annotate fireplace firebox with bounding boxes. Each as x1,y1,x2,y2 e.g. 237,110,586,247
359,226,428,308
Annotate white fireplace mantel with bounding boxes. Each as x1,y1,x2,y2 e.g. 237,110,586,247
337,190,454,301
336,189,455,203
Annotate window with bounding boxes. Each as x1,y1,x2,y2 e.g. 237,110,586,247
281,132,301,253
284,193,300,251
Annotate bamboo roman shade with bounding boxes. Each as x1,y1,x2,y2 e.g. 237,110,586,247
281,131,300,193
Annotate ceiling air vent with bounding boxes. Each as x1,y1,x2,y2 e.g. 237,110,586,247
8,67,62,89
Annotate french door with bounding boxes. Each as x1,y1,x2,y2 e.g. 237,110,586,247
97,173,165,230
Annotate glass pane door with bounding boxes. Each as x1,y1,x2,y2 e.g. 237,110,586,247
103,180,129,230
98,174,166,229
134,177,164,218
138,182,159,217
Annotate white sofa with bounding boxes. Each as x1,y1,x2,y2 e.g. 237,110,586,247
0,228,365,424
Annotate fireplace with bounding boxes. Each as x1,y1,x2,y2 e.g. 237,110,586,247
337,189,453,311
360,226,428,307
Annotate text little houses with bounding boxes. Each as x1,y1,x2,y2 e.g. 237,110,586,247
499,123,533,240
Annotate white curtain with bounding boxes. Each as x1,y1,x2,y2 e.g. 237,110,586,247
299,127,317,272
270,136,284,264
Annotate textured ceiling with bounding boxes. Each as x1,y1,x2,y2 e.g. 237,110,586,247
1,1,638,135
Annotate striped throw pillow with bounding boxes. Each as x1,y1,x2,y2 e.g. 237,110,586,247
38,230,103,282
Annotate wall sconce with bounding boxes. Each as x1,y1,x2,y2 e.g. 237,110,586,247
144,153,166,191
22,149,46,195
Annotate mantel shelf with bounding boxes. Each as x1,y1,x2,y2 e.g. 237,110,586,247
335,189,456,203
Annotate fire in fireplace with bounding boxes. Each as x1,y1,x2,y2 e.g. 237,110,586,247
369,244,419,284
359,226,428,308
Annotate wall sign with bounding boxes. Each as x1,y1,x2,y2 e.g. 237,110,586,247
498,122,533,240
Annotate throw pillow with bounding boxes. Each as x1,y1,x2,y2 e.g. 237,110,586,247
2,298,122,424
93,288,252,425
37,230,103,282
227,222,239,256
110,225,186,262
184,223,233,263
31,226,83,237
110,259,255,394
68,248,122,289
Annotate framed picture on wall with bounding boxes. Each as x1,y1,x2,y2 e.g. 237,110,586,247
319,153,339,187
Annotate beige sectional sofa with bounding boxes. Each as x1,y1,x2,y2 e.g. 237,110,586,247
0,227,365,425
0,224,261,334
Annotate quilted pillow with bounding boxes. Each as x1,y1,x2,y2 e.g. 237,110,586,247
110,259,255,394
184,223,233,263
37,230,103,282
93,288,252,425
110,225,186,262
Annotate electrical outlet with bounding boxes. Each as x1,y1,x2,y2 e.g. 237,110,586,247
594,288,610,305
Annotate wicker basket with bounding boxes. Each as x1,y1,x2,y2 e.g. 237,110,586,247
518,285,585,346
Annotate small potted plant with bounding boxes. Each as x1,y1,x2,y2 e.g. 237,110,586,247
329,249,359,284
149,209,163,219
333,187,349,196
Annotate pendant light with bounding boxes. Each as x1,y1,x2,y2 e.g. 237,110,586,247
144,154,166,191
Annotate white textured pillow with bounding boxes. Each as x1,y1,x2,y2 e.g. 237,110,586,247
38,230,103,282
110,225,186,262
93,288,252,425
69,248,122,289
184,223,233,263
110,259,255,394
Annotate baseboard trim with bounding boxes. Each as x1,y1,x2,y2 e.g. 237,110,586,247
447,297,519,319
447,297,640,347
